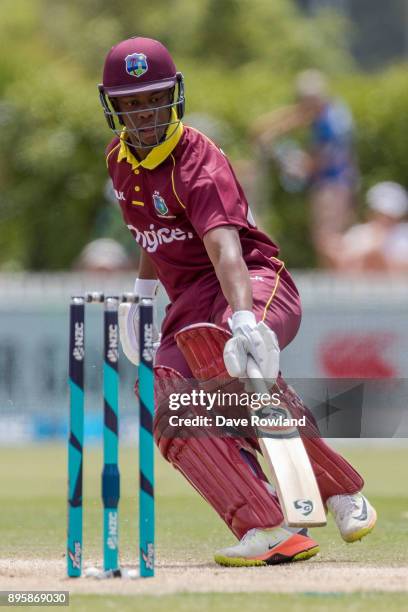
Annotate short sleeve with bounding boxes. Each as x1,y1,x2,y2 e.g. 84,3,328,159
185,149,249,240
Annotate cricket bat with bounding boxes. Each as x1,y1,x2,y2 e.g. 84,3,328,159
247,357,326,527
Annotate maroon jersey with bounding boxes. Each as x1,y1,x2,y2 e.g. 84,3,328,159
106,122,280,302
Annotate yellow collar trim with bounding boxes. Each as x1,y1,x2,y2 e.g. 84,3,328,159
117,110,183,171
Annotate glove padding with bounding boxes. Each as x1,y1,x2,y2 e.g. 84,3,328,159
118,301,160,365
223,320,280,381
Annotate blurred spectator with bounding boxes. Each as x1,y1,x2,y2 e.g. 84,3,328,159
74,238,133,273
183,112,233,148
326,181,408,273
251,69,358,266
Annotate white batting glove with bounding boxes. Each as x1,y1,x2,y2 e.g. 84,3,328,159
118,278,160,365
223,310,280,381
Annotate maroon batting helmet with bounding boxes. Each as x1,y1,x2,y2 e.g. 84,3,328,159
99,37,185,147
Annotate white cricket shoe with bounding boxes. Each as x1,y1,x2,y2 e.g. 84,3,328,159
327,492,377,543
214,526,319,567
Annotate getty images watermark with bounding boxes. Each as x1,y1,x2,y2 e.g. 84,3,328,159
166,389,306,429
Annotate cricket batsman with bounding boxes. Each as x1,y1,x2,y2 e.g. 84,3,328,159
99,37,377,566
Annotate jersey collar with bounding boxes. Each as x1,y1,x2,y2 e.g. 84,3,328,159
117,110,183,171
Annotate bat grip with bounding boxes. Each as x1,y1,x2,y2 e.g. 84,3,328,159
246,356,269,396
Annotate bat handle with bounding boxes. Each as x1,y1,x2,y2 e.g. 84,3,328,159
246,356,269,395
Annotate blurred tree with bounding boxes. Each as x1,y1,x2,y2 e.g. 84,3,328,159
0,0,406,269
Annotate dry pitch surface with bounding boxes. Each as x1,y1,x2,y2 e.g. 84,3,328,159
1,559,408,596
0,444,407,604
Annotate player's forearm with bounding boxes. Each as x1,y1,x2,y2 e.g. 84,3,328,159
138,249,157,280
252,104,309,142
204,226,253,312
215,255,253,312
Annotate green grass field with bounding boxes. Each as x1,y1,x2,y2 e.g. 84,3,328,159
0,443,407,610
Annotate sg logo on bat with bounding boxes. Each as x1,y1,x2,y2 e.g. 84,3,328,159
294,499,314,516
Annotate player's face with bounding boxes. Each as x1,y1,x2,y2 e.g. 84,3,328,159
114,89,173,148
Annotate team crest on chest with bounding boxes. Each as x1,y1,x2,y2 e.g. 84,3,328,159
125,53,148,78
152,191,169,216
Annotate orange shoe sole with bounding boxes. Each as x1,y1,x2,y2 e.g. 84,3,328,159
214,533,320,567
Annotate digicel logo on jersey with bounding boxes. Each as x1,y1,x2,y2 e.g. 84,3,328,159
127,223,194,253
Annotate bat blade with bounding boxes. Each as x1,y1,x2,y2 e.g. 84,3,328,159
260,437,327,527
247,357,326,527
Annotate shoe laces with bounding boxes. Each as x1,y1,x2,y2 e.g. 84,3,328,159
240,527,283,547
